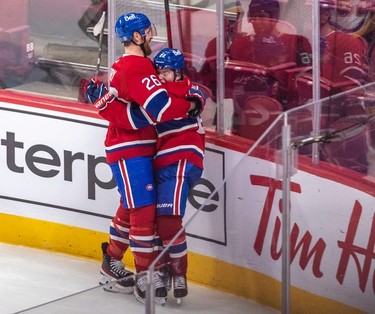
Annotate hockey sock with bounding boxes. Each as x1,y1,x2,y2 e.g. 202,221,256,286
107,201,130,260
156,215,187,276
129,204,156,272
153,234,171,270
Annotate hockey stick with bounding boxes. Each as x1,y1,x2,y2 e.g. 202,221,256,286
291,113,375,149
164,0,173,48
93,11,106,75
78,11,106,102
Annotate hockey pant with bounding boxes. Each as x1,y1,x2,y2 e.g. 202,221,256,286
154,160,203,276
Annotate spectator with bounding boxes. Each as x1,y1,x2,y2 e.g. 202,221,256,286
229,0,310,67
318,0,368,88
227,0,311,136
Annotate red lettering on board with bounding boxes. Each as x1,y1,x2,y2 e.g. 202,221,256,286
251,175,325,278
336,200,375,293
250,175,375,293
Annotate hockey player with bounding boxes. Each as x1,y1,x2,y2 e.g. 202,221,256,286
84,12,206,303
152,48,205,302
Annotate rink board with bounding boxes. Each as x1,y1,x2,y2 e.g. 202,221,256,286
0,92,374,313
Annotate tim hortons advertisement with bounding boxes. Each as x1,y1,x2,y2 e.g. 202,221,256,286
187,148,375,313
1,100,375,312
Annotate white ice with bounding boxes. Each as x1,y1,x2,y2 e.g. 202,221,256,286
0,243,280,314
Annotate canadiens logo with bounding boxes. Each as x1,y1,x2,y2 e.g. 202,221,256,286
146,184,154,191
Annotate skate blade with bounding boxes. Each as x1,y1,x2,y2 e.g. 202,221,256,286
102,283,134,294
134,291,146,304
99,274,113,285
176,297,182,305
99,275,134,294
155,297,167,306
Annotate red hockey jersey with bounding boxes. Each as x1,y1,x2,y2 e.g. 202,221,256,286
97,54,192,163
153,77,205,170
229,33,311,67
321,31,368,84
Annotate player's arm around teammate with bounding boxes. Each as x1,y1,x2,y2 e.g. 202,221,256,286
84,12,206,304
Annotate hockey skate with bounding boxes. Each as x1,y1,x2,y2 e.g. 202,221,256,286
99,242,135,294
160,267,172,292
173,275,188,305
154,270,168,305
134,271,168,305
134,273,147,304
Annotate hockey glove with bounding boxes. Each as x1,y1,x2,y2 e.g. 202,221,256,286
85,78,114,109
85,78,106,103
186,85,206,119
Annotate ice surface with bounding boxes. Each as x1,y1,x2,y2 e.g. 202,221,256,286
0,243,279,314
